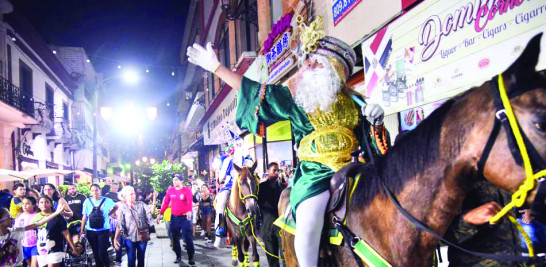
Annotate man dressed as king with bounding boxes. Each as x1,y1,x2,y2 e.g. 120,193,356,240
187,16,389,267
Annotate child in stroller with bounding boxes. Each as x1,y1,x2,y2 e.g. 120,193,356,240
65,220,90,267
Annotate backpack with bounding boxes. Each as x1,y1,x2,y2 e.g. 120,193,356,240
88,197,106,229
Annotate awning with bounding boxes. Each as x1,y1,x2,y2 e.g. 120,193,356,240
0,169,25,182
181,151,198,160
0,168,75,181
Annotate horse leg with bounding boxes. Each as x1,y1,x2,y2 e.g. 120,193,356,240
249,234,260,267
278,188,299,266
237,239,246,267
243,239,251,267
232,244,239,266
281,230,297,267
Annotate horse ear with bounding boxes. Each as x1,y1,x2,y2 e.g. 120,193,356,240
503,33,542,80
233,163,242,173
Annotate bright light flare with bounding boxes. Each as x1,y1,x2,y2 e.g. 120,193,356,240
100,107,113,121
116,103,143,133
122,69,139,84
147,107,157,121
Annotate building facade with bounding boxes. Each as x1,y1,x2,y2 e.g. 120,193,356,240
0,1,105,188
174,0,546,184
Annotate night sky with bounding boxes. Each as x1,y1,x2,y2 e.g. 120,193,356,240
12,0,190,160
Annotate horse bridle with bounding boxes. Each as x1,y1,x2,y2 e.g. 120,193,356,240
381,74,546,264
477,74,546,223
225,172,260,239
237,173,260,204
334,74,546,266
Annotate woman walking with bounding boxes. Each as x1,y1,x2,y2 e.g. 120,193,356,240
80,184,117,267
114,186,153,267
199,184,213,242
42,184,73,219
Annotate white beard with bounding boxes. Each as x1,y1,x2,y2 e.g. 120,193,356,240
293,57,343,114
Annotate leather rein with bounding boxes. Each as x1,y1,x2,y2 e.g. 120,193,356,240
335,74,546,266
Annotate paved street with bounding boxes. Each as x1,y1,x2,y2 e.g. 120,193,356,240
103,223,449,267
119,223,268,267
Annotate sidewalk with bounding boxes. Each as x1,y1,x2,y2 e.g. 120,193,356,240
120,223,268,267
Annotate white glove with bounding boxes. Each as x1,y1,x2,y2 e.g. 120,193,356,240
362,103,384,125
186,42,221,73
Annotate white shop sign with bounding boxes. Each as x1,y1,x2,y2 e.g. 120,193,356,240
362,0,546,115
203,89,243,145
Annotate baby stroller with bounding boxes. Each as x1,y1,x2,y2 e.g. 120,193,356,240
64,220,92,267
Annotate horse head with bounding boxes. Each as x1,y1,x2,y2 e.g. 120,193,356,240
474,33,546,221
233,160,260,218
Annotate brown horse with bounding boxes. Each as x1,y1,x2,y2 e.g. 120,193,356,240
279,34,546,266
226,161,261,266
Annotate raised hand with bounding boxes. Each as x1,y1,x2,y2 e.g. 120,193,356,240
186,42,221,73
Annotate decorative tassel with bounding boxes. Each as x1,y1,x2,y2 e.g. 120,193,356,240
370,124,388,155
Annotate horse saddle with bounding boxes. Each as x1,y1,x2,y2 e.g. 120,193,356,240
327,161,366,221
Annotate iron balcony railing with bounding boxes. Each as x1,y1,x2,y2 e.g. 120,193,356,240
0,76,34,117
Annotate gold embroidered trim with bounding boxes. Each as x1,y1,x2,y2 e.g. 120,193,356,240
299,126,358,171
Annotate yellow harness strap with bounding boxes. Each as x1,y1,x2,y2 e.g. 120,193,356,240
489,75,546,224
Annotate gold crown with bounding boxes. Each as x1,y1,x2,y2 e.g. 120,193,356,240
296,15,326,55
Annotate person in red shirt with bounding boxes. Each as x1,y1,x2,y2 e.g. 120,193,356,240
157,173,195,265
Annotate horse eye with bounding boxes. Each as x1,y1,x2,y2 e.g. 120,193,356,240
536,122,546,132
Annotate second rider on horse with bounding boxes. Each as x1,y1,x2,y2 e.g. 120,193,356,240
213,143,244,248
187,16,389,266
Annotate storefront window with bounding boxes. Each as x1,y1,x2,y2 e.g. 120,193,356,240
254,144,264,176
266,120,293,167
266,120,291,142
206,73,215,104
234,0,259,56
218,23,231,69
270,0,283,23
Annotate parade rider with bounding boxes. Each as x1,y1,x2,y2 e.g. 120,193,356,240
187,16,389,266
213,142,243,248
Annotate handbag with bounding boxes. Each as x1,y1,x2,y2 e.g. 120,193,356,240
129,204,151,242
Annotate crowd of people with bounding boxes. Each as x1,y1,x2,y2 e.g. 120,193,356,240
0,150,544,267
0,181,156,267
0,15,542,267
0,161,290,267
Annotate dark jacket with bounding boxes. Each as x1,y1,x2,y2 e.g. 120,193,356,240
444,180,521,267
257,178,286,216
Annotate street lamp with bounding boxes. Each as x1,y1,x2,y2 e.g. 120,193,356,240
93,70,139,182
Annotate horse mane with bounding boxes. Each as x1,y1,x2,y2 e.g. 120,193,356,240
352,98,457,207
